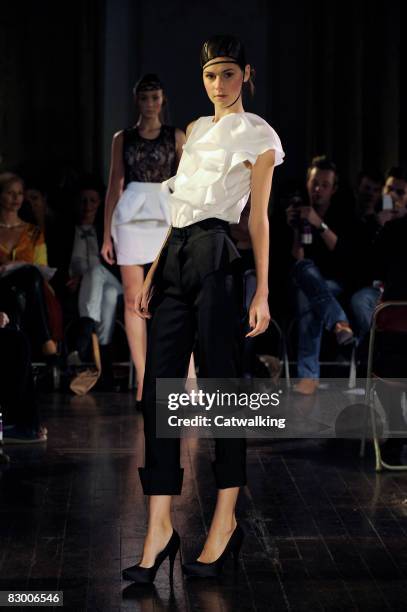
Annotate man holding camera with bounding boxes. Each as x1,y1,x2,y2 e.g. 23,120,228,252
286,156,355,395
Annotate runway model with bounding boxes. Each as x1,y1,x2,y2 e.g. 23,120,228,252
101,74,186,405
123,35,284,583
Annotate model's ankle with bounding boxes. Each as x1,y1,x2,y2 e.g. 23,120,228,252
147,518,173,534
211,515,237,534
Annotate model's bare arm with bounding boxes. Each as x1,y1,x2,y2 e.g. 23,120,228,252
101,131,125,264
175,128,186,166
246,149,276,337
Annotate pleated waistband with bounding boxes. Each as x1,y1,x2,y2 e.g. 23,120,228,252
170,218,230,240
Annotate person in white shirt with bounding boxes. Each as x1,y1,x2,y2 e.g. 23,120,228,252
122,35,284,584
63,182,123,386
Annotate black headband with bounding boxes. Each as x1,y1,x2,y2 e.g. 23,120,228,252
134,75,164,94
202,59,242,71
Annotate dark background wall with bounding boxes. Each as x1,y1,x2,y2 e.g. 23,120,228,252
0,0,104,177
0,0,405,187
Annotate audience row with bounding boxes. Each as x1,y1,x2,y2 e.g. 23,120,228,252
0,159,406,441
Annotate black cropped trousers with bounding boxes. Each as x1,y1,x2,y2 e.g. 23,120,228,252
139,218,247,495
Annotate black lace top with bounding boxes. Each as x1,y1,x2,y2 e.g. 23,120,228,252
122,125,177,185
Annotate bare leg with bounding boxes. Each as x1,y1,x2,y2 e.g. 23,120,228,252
187,353,196,379
139,495,173,567
120,265,146,401
184,352,198,394
197,487,239,563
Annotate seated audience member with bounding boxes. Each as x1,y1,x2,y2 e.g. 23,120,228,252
0,172,59,357
0,311,46,443
370,213,407,463
269,179,306,322
356,168,383,219
55,177,123,386
348,170,384,344
383,166,407,214
286,156,356,395
350,168,407,345
24,178,58,266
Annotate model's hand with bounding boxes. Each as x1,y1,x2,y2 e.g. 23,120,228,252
246,293,271,337
299,206,322,227
101,237,115,265
134,276,155,319
0,312,10,328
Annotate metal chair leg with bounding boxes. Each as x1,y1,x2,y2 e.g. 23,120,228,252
370,392,382,472
348,344,357,389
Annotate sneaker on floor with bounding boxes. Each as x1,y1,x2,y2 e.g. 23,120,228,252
334,321,354,345
293,378,319,395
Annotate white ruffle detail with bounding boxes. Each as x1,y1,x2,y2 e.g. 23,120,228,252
112,182,171,227
163,112,284,227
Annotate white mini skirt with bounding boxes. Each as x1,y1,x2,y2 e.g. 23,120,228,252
111,182,171,266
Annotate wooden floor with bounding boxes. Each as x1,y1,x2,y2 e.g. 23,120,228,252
1,392,407,611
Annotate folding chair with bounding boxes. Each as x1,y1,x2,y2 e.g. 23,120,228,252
360,301,407,471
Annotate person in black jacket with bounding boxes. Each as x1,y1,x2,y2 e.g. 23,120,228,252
369,213,407,463
0,311,46,442
350,168,407,346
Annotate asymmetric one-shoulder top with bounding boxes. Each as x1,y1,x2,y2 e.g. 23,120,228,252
163,112,284,228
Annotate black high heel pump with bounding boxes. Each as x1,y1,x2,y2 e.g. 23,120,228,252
182,523,244,578
122,529,180,585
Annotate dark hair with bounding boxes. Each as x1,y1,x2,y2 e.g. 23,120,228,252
133,73,164,96
77,173,105,199
385,166,407,182
24,177,48,196
307,155,338,185
200,34,255,96
357,168,384,186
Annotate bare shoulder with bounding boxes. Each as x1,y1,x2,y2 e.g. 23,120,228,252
186,120,198,140
254,149,276,168
112,130,124,144
175,127,186,145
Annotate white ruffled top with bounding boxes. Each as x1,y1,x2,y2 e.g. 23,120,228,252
163,112,284,228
